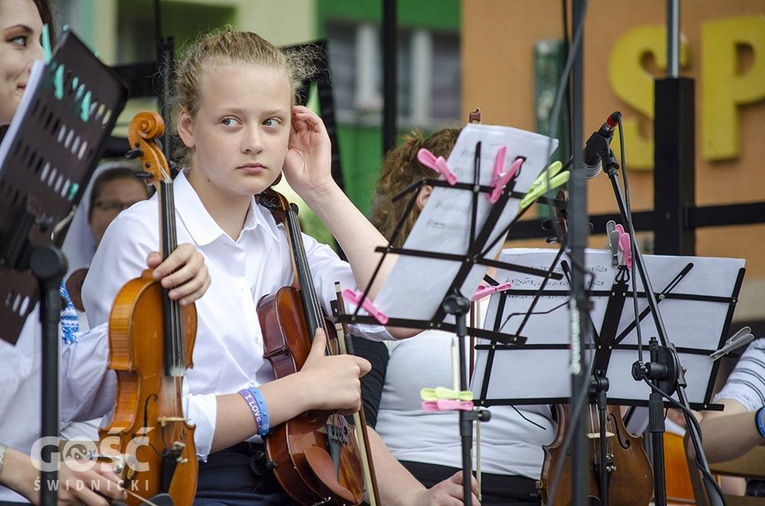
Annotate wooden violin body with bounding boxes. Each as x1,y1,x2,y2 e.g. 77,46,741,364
102,271,198,506
99,112,198,506
537,404,653,506
256,189,365,505
258,287,364,505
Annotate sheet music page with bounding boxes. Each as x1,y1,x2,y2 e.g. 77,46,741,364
481,247,615,342
615,254,745,350
373,124,559,322
470,249,746,407
0,59,44,175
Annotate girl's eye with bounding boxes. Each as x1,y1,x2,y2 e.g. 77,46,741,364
263,118,281,128
10,35,28,47
221,117,238,127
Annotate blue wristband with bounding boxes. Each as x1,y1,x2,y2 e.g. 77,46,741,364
238,387,270,437
756,407,765,439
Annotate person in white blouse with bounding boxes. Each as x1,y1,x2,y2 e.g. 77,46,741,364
0,2,209,504
79,28,479,506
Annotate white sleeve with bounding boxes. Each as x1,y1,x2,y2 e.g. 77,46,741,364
303,233,393,342
712,338,765,411
82,205,158,329
182,385,217,460
60,323,116,424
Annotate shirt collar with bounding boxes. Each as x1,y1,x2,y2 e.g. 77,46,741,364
173,170,279,246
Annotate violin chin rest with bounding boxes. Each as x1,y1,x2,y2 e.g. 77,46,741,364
304,446,359,504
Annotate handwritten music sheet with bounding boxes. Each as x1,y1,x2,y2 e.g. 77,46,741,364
373,124,559,322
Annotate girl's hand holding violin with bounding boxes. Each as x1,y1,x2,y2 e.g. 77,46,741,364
146,243,210,305
298,328,372,415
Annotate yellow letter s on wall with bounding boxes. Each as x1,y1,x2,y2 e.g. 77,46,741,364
608,26,689,170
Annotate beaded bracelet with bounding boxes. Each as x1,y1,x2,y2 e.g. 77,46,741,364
238,387,271,437
756,406,765,439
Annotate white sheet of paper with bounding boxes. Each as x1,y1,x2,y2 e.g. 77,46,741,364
480,247,616,343
374,124,559,322
471,248,745,407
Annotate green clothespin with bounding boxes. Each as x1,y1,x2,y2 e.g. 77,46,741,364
519,161,569,208
420,386,474,402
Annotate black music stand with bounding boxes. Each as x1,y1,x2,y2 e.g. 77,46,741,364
0,30,127,506
471,247,744,505
595,133,731,506
336,123,561,504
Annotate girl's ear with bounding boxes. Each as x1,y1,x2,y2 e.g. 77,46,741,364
177,110,195,148
416,185,433,211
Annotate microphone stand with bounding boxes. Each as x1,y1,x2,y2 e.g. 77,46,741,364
598,149,725,506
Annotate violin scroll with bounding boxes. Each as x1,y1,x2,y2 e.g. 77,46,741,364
127,111,171,185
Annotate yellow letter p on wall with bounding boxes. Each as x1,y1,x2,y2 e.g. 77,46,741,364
702,16,765,161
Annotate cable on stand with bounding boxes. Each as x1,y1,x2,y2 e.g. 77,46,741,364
593,136,726,506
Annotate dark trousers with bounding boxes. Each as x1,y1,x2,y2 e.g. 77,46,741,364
400,460,542,505
194,443,296,506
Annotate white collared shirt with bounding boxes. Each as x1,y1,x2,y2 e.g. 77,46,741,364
81,170,388,457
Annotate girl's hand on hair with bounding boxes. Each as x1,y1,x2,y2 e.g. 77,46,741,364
283,106,333,198
147,244,210,305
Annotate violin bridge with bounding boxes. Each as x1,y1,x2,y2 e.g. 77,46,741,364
586,431,615,439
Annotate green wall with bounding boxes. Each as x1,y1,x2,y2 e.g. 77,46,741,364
316,0,460,215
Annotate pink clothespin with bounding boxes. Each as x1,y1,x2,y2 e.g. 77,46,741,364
341,288,389,325
422,400,474,412
618,232,632,270
471,282,511,302
417,148,458,186
488,149,522,203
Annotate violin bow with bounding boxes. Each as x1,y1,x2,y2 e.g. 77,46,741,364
332,282,381,506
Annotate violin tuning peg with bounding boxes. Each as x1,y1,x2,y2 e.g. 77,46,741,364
134,170,153,180
125,148,142,160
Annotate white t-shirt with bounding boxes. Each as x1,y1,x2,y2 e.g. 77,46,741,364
374,329,556,479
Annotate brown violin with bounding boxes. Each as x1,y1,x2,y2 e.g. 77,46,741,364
256,188,366,505
99,112,197,506
537,403,653,505
535,190,652,505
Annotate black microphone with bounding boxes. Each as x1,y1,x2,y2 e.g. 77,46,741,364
582,111,620,179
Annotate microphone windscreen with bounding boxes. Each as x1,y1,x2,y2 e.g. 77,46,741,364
583,161,602,180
